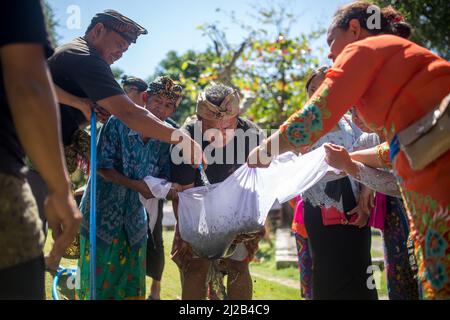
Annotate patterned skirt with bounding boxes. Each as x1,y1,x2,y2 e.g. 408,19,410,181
382,196,419,299
75,230,146,300
294,233,313,300
397,150,450,299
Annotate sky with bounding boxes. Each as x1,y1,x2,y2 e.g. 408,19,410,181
47,0,349,80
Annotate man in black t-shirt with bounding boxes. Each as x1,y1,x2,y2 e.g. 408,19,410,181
170,83,265,300
40,10,203,270
47,9,201,157
0,1,81,299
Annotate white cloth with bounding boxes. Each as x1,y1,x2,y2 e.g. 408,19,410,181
177,146,339,258
139,176,172,232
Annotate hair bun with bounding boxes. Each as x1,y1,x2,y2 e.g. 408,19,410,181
392,21,412,39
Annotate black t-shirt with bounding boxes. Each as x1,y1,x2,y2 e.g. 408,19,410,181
47,37,124,145
0,1,54,177
171,117,264,187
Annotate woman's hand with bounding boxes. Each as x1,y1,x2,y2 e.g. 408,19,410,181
324,143,360,177
324,143,353,171
348,185,374,228
348,209,370,228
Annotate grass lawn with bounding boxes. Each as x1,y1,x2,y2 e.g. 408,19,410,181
45,230,387,300
45,230,300,300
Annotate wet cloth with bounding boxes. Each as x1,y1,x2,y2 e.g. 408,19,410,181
177,146,339,258
139,176,172,232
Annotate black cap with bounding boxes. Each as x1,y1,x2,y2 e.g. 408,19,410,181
90,9,147,44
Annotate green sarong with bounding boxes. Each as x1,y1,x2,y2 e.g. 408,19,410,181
76,230,146,300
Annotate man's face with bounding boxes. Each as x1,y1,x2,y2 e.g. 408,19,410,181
145,94,177,121
92,24,130,65
201,116,238,147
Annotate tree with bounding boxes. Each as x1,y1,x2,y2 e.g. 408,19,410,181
153,2,324,128
197,3,324,127
111,67,125,81
371,0,450,60
149,50,217,125
43,1,60,47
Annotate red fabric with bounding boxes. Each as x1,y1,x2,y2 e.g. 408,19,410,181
369,192,387,231
291,196,308,238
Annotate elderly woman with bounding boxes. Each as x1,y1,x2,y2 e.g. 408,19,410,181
170,83,265,300
248,1,450,299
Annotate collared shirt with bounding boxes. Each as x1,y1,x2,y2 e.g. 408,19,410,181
80,117,171,249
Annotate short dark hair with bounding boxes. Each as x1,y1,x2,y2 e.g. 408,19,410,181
305,66,329,93
85,21,97,35
121,75,148,93
331,1,411,39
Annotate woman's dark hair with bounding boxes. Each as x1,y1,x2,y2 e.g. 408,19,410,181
305,66,329,93
331,1,412,39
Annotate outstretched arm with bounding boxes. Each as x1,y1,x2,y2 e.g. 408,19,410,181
324,143,399,196
97,94,204,167
350,142,392,169
248,43,381,167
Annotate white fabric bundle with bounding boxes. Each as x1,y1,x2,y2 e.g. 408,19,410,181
177,146,339,258
139,176,172,232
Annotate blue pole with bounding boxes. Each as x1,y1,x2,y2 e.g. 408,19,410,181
89,112,97,300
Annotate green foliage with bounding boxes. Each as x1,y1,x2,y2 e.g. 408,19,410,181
43,1,60,47
111,67,125,81
148,50,218,125
152,2,324,128
238,33,320,127
371,0,450,60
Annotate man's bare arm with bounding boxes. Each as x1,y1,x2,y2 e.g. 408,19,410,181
1,43,81,258
98,168,153,198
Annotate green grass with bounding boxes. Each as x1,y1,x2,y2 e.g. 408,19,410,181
44,230,300,300
45,230,388,300
250,241,299,282
251,232,388,299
